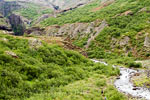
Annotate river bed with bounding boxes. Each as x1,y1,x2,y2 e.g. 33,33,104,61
92,59,150,100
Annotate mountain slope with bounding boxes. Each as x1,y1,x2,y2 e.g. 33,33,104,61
15,0,93,10
38,0,150,59
0,31,125,100
1,0,150,100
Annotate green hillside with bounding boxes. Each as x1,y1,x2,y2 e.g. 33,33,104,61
1,0,150,99
14,2,52,21
40,0,150,59
0,32,125,100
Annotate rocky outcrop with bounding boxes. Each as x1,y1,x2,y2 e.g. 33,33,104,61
0,13,12,31
0,0,28,35
25,27,44,36
85,20,108,48
121,10,133,16
27,20,108,49
34,14,55,25
113,10,133,18
144,33,150,47
138,7,150,13
5,51,18,58
29,38,42,49
0,0,21,17
43,20,104,40
119,36,130,46
0,25,12,31
8,14,26,35
0,0,4,15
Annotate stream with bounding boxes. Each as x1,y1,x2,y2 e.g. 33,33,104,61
92,59,150,100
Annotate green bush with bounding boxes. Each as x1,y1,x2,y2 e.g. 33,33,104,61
127,62,142,68
0,33,119,100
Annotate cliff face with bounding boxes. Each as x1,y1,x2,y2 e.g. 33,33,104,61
8,14,25,35
0,0,26,35
0,0,4,14
0,0,21,17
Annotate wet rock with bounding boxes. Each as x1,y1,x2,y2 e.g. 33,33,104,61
116,77,120,79
132,87,139,90
134,73,140,76
5,51,18,58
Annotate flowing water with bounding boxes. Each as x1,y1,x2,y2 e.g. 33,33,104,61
92,59,150,100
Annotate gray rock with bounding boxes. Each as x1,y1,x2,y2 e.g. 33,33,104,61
0,38,8,42
29,38,42,48
119,36,130,46
144,33,150,47
5,51,18,58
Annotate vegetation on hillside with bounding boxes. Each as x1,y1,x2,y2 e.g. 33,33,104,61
40,0,150,59
14,3,52,21
0,32,126,100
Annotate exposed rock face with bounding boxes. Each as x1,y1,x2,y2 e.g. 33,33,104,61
40,23,88,37
43,20,106,40
85,20,108,48
0,0,21,17
27,20,107,49
144,33,150,47
29,38,42,49
25,27,44,36
0,0,4,14
8,14,26,35
0,13,12,31
119,36,130,46
5,51,18,58
0,0,26,35
138,7,150,13
34,14,55,25
121,10,133,16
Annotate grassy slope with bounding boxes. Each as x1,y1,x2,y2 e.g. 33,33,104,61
0,32,126,100
14,2,52,22
40,0,150,60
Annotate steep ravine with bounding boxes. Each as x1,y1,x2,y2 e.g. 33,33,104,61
92,59,150,100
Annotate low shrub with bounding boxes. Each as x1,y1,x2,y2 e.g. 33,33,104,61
127,62,142,68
